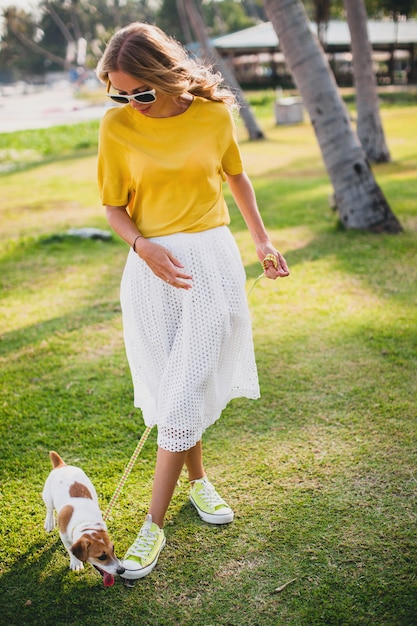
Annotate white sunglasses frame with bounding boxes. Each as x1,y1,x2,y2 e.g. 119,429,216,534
106,86,157,105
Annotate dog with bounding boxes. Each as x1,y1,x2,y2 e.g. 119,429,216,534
42,451,125,586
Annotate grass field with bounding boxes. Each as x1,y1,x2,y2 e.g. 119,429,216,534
0,93,416,625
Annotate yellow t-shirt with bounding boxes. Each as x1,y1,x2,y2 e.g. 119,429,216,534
97,96,243,237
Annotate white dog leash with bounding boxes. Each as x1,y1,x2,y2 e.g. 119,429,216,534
103,426,153,522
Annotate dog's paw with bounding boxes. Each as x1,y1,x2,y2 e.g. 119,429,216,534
70,556,84,572
44,512,55,532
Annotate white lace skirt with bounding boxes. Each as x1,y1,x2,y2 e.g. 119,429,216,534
120,226,260,452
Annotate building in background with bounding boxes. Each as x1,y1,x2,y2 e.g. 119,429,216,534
212,19,417,88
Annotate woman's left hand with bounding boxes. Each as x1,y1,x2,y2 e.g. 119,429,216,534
257,246,290,280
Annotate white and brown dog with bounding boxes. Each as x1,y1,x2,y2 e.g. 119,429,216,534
42,451,125,586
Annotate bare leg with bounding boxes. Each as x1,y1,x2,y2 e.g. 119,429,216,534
148,447,187,528
185,440,205,482
148,440,205,528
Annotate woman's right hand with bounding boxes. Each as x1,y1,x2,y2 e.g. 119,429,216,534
135,239,193,290
105,205,192,288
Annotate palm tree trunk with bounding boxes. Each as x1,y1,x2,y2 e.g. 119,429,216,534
176,0,193,44
313,0,330,45
181,0,264,140
344,0,391,163
264,0,401,233
7,16,71,70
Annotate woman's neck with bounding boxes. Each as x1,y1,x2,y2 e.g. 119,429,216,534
146,93,193,118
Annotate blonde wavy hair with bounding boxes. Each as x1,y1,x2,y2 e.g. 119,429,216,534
96,22,237,108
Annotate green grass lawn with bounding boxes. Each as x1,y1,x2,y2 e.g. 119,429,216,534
0,97,416,626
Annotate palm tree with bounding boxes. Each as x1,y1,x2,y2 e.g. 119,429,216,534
312,0,331,45
344,0,391,163
4,8,73,71
263,0,401,233
181,0,265,140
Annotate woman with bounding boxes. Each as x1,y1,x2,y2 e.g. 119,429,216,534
96,22,289,581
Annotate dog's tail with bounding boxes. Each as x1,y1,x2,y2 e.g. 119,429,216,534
49,451,66,469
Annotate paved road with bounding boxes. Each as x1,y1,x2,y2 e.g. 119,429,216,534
0,81,108,133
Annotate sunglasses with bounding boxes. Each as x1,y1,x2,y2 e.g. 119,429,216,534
106,81,157,105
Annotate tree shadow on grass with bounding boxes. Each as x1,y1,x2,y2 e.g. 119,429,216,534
244,223,417,308
0,536,132,626
0,302,121,358
0,147,98,179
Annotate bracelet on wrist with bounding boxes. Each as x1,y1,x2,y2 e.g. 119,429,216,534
132,234,144,252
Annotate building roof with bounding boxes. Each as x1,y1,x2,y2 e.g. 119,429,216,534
212,19,417,53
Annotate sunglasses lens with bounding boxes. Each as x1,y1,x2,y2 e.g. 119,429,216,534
134,92,156,103
109,95,129,104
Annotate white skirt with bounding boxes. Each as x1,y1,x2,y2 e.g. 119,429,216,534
120,226,260,452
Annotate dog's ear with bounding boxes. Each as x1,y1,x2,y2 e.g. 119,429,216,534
71,537,90,562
